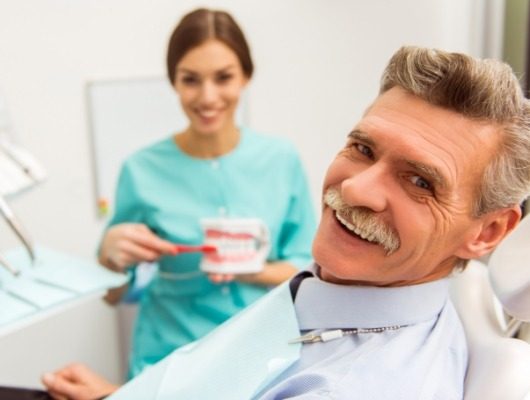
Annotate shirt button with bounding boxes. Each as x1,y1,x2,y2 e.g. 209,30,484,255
211,160,219,169
221,286,230,295
218,207,227,216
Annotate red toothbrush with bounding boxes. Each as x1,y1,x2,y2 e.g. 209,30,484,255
172,244,217,255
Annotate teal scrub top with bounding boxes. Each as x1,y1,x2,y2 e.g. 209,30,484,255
107,127,316,377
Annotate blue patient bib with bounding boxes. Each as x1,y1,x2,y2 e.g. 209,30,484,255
108,282,301,400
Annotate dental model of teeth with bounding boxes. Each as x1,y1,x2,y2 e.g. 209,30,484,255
204,229,258,263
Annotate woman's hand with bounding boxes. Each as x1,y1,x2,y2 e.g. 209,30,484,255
42,363,119,400
98,223,175,272
208,272,236,284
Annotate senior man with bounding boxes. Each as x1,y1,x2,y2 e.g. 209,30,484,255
43,46,530,399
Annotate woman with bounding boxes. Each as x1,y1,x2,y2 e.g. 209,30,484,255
98,8,315,378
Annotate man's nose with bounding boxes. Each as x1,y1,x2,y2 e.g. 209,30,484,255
341,165,389,212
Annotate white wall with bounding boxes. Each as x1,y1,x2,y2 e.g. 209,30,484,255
0,0,497,258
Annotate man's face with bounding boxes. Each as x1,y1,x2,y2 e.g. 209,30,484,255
313,87,501,286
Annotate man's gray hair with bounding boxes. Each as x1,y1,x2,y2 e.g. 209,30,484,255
380,46,530,216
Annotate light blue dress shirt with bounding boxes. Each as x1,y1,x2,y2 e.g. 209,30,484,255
255,270,468,399
107,127,316,377
107,269,467,399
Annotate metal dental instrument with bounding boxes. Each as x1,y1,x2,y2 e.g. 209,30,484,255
289,326,404,344
0,251,19,276
0,194,35,263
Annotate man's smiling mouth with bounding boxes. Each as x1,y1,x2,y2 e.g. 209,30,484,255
323,188,401,255
335,211,379,244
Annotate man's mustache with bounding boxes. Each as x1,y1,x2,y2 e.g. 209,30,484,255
324,188,401,255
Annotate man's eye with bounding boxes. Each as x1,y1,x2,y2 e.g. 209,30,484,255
355,143,374,159
410,175,432,191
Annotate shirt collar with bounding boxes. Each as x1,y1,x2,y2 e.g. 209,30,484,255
293,265,449,330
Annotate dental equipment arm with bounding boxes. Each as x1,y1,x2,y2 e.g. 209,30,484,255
0,251,19,276
0,194,35,263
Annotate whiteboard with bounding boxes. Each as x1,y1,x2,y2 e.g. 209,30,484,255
86,77,248,218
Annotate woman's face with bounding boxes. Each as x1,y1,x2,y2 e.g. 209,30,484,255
174,39,248,136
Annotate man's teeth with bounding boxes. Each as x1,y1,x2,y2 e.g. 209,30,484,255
335,212,377,243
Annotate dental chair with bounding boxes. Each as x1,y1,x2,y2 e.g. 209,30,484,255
450,214,530,400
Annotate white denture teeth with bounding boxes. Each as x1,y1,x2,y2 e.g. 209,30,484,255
209,237,257,256
335,212,378,244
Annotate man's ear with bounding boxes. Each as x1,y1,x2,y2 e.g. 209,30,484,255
455,205,522,259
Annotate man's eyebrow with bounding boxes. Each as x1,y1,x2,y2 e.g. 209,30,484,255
348,130,377,149
404,160,448,190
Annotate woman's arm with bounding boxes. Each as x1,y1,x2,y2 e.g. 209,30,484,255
236,261,299,285
209,261,298,286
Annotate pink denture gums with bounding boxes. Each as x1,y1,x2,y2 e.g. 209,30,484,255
204,229,255,240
